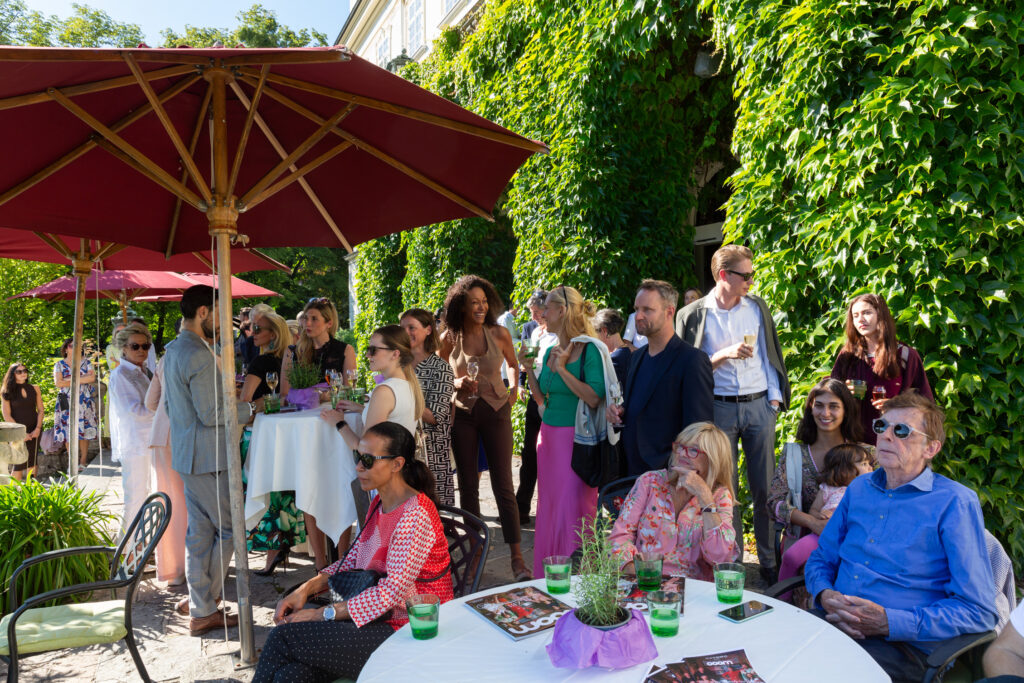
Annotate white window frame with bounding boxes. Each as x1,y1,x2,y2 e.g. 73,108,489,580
406,0,424,55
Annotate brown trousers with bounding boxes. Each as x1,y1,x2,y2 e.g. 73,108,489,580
452,400,521,544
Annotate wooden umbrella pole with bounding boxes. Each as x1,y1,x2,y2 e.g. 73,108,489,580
68,252,91,479
205,64,256,666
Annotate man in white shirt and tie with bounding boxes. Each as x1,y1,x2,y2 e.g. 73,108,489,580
676,244,790,582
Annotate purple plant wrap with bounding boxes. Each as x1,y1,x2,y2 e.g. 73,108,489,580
546,609,657,670
287,383,327,411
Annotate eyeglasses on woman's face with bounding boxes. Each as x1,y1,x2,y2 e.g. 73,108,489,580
14,368,27,376
672,443,707,460
353,450,400,469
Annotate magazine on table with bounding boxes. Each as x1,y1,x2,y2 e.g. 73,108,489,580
464,586,570,641
617,576,686,611
642,649,766,683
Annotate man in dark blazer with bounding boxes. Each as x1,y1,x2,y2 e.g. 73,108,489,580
608,279,714,475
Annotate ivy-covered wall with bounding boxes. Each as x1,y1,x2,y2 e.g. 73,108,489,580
353,0,736,335
704,0,1024,560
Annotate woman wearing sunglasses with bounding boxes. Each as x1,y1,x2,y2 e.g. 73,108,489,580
609,422,738,580
109,321,156,531
1,362,43,480
255,422,453,683
53,337,99,468
831,293,933,444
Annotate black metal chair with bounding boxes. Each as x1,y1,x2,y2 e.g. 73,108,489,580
436,505,490,597
597,474,639,521
1,492,171,683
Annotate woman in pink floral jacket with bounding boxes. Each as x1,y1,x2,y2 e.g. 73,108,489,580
609,421,738,580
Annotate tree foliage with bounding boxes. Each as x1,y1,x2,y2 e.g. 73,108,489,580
0,0,143,47
353,0,735,338
703,0,1024,560
160,3,327,48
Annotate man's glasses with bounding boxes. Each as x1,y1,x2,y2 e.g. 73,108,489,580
727,269,755,282
353,450,400,469
365,345,395,356
129,343,152,352
872,418,930,440
672,443,707,460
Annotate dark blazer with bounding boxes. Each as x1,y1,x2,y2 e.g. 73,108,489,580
621,334,714,475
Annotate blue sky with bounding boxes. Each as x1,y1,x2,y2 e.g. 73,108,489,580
26,0,352,46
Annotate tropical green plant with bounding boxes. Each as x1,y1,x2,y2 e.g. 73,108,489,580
573,515,625,627
702,0,1024,563
285,360,322,390
0,477,116,614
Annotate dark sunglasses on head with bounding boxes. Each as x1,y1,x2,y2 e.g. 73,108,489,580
872,418,929,440
308,297,331,305
727,269,755,282
353,450,400,469
129,343,152,352
365,345,395,356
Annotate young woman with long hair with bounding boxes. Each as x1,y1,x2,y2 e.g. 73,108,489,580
280,297,356,400
1,362,43,480
830,293,932,443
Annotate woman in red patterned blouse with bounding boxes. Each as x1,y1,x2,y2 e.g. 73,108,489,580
253,422,454,682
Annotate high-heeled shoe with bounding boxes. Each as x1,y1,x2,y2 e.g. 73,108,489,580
253,547,290,576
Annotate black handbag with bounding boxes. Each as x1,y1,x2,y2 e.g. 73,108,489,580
58,391,69,412
569,343,623,489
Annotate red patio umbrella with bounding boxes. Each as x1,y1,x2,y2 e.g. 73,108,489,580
135,272,279,301
0,45,545,660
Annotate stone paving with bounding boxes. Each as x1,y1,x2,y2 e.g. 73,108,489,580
2,447,767,682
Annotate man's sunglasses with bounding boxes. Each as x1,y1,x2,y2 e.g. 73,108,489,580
727,269,755,282
129,343,152,352
353,450,400,469
872,418,930,440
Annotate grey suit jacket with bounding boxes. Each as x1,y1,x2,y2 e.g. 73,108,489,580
162,329,250,475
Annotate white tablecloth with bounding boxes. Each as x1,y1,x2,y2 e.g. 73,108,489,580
244,406,361,545
358,578,888,682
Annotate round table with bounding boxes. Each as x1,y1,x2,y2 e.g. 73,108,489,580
357,578,888,682
244,405,362,545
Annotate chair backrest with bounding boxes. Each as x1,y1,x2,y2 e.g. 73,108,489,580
598,474,640,521
985,529,1016,632
111,492,171,583
436,504,490,598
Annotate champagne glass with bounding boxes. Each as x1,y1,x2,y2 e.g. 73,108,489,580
743,329,757,366
466,357,480,400
608,381,625,425
265,371,278,396
345,368,358,387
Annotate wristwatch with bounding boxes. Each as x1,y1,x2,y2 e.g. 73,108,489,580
323,604,336,621
701,504,720,514
335,418,347,432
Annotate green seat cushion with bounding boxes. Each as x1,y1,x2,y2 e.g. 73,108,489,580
0,600,127,655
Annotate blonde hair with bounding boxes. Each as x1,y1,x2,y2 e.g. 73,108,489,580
296,298,340,365
374,325,426,421
548,285,597,340
114,321,151,350
710,244,753,281
673,421,734,498
253,310,293,360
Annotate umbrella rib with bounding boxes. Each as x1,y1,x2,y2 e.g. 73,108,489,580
237,66,549,155
93,137,200,209
229,80,352,252
236,102,357,210
166,80,214,258
247,79,495,221
0,75,200,210
0,64,197,112
124,54,212,204
47,87,206,211
242,139,353,212
35,232,75,259
219,49,352,67
227,65,271,198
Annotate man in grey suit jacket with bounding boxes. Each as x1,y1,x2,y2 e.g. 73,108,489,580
163,285,253,635
675,245,790,583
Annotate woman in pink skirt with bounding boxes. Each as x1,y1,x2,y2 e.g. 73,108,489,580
520,285,610,577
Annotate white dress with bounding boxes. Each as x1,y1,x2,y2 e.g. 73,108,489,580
109,360,154,531
363,377,417,435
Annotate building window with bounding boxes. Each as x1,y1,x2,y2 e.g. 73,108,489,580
444,0,459,13
376,29,390,68
407,0,424,53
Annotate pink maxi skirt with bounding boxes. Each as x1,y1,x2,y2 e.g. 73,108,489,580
532,423,597,577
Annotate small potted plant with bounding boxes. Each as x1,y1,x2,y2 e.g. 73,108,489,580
285,360,326,411
547,515,657,669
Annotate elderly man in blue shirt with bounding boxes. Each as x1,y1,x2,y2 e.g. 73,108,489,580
805,390,997,682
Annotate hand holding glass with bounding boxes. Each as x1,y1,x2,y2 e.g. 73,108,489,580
466,357,480,400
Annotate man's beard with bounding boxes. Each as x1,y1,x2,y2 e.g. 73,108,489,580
637,318,662,338
200,316,215,340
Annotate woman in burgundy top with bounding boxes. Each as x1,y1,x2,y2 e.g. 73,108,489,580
830,293,933,443
255,422,453,682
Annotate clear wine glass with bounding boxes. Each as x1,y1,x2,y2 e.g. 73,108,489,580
466,357,480,400
265,371,278,396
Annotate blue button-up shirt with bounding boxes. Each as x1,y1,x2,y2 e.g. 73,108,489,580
805,467,997,651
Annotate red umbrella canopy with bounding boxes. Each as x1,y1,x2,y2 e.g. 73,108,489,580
0,228,288,272
136,272,279,300
11,269,195,301
0,46,545,254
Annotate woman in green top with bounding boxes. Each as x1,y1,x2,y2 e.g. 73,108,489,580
520,285,606,576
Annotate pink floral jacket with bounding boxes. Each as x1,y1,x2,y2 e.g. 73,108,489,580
609,470,738,581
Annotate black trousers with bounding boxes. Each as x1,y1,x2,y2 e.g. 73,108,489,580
252,620,394,683
515,397,541,519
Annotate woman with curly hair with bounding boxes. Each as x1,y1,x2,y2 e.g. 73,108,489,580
439,275,528,580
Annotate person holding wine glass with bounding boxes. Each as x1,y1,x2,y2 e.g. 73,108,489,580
515,288,554,526
240,307,306,576
438,275,528,580
830,293,933,444
593,308,630,387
